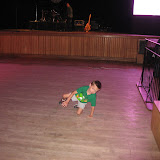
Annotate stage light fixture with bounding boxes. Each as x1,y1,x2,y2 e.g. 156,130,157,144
133,0,160,16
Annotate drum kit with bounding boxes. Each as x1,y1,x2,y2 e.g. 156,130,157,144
51,0,62,3
35,0,63,23
40,9,61,22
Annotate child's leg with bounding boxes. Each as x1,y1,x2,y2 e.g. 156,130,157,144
59,93,71,105
77,107,83,115
62,93,71,99
76,102,86,115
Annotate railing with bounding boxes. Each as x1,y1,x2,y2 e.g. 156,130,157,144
137,38,160,110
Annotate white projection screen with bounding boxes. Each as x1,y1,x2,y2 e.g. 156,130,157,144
133,0,160,16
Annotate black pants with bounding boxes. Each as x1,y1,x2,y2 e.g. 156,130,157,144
66,18,72,31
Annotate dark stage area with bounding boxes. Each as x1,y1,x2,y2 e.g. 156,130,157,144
1,0,160,35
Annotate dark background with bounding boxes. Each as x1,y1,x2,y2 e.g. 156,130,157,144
0,0,160,35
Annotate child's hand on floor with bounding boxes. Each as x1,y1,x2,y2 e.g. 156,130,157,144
62,101,68,107
88,115,93,118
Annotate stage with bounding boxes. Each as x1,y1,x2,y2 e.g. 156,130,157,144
0,30,160,64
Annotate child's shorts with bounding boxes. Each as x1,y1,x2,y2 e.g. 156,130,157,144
71,94,87,110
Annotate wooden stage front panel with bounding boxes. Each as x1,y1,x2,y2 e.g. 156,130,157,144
0,30,159,62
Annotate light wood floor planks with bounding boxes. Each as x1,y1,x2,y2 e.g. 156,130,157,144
0,58,160,160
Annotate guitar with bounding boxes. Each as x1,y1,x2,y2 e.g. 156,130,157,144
84,14,91,32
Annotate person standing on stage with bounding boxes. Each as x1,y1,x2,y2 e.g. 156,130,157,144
66,3,73,31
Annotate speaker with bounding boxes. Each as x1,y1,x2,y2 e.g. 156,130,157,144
74,20,84,31
138,40,146,54
90,21,99,30
154,39,160,55
74,20,84,27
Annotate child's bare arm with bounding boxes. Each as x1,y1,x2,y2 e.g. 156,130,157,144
88,107,95,117
62,90,77,107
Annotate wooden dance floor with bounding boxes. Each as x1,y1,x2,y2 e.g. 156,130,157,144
0,57,159,160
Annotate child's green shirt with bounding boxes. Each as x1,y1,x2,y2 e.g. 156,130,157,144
75,86,96,107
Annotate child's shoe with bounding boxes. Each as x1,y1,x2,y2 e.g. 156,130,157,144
59,99,66,105
74,104,78,108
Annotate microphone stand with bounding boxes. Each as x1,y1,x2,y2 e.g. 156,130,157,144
15,0,18,29
34,0,38,22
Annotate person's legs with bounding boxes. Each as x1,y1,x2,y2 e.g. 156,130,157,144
62,93,71,99
59,93,86,116
59,93,71,104
66,18,72,31
77,107,83,115
76,101,86,115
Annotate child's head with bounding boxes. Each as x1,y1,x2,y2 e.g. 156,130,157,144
88,80,101,94
66,3,70,7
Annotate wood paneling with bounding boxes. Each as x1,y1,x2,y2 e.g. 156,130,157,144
0,31,159,62
151,101,160,150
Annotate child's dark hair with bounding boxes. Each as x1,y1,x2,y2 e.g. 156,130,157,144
91,80,102,89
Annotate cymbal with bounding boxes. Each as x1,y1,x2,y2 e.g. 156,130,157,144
51,0,62,3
